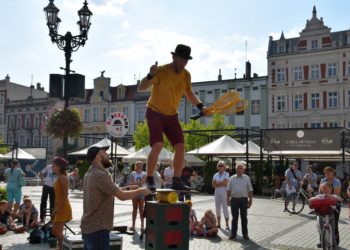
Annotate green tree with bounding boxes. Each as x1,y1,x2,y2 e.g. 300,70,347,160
207,114,235,137
0,134,9,154
182,120,207,151
133,121,172,151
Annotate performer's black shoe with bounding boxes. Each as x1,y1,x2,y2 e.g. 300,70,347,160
146,176,156,192
171,177,192,191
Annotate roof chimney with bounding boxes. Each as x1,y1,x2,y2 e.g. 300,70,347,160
245,61,251,79
218,69,222,81
5,74,10,83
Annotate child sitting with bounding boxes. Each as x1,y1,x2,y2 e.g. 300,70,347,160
190,209,218,237
12,195,29,222
309,182,342,248
22,197,39,229
0,200,16,233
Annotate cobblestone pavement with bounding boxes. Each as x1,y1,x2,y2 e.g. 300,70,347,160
0,185,349,250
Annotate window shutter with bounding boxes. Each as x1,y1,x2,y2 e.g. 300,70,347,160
303,93,308,110
320,64,326,79
303,65,309,80
323,91,327,109
271,69,275,83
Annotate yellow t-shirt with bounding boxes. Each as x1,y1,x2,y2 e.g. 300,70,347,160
147,64,191,116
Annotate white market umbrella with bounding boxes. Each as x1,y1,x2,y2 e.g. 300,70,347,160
128,146,136,153
2,148,36,160
187,135,246,156
123,146,174,163
69,138,130,157
184,154,205,167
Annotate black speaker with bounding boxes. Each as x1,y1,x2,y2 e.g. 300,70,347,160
49,74,63,98
67,74,85,99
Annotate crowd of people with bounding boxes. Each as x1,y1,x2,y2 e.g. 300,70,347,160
284,161,350,248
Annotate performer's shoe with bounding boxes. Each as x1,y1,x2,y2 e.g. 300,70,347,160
171,177,192,191
146,176,156,192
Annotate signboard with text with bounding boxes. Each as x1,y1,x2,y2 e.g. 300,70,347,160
263,129,341,151
106,112,129,138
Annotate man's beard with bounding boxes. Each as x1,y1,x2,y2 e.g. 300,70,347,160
101,158,113,168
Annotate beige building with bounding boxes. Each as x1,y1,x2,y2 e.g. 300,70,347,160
267,7,350,129
71,74,136,148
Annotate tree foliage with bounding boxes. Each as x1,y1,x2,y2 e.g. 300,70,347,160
133,114,235,152
46,108,83,138
0,134,9,154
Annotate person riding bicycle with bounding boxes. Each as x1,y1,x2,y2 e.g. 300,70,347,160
284,162,302,212
309,182,342,249
303,164,318,198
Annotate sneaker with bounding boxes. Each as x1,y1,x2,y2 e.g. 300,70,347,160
146,176,156,192
171,177,192,191
316,243,322,248
243,235,250,240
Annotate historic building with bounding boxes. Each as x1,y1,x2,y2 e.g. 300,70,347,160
188,64,268,130
267,6,350,129
71,74,137,147
0,75,58,158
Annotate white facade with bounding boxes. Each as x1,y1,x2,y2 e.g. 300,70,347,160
268,7,350,129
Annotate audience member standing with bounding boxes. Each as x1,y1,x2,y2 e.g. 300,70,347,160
4,159,24,216
212,161,230,230
39,164,56,223
153,163,163,189
164,163,174,188
284,162,302,212
129,161,147,232
227,162,253,240
51,157,72,250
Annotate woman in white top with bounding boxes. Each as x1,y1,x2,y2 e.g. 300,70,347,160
163,163,174,189
129,161,147,232
212,161,230,230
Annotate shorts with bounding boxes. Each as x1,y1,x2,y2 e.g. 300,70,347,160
146,107,184,146
6,184,22,204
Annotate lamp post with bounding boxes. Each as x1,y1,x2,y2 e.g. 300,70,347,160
44,0,92,159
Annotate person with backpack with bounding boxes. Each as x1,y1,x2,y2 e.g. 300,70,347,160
4,159,25,216
284,162,302,212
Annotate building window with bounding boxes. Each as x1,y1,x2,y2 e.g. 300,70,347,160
294,66,303,81
17,117,21,128
34,116,39,128
99,91,104,100
102,107,107,122
310,122,321,128
0,92,4,104
251,100,260,114
311,40,318,49
311,93,320,109
20,136,25,146
277,68,285,82
122,106,129,117
199,90,206,105
294,94,303,110
84,109,90,122
25,117,30,128
329,122,339,128
277,95,286,111
278,45,285,53
328,92,338,108
93,107,99,122
0,114,2,125
311,65,320,79
111,107,117,114
214,89,220,101
84,137,90,146
137,110,145,122
328,63,337,77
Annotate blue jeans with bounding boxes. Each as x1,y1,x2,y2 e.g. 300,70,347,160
82,230,110,250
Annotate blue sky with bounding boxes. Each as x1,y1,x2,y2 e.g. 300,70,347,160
1,0,349,90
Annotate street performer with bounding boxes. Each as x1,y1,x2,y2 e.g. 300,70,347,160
139,44,208,191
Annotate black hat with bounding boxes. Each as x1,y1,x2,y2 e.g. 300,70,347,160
87,145,109,161
171,44,193,60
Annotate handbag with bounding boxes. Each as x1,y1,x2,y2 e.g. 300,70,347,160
18,171,25,187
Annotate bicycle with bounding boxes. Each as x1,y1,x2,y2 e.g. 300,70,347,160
309,198,337,250
284,184,314,214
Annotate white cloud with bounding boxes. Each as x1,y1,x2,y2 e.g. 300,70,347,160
269,25,303,40
108,28,268,81
121,20,130,29
63,0,127,16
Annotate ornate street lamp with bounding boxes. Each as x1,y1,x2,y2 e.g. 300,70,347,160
44,0,92,158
